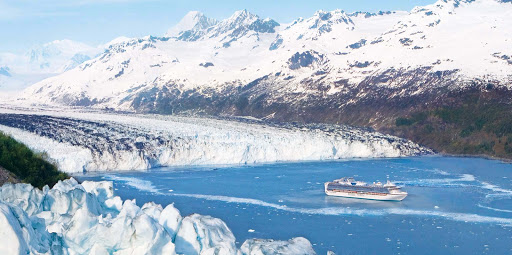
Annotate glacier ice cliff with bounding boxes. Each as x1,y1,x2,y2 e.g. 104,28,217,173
0,178,316,255
0,109,431,173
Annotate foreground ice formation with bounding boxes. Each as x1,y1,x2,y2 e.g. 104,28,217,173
0,178,316,254
241,237,316,255
0,109,430,173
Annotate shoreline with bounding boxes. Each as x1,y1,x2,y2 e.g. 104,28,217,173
438,152,512,164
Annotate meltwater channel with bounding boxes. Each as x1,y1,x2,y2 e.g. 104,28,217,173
75,156,512,254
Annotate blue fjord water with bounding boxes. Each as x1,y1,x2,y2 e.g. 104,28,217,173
75,156,512,254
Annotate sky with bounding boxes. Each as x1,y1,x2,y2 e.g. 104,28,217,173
0,0,436,54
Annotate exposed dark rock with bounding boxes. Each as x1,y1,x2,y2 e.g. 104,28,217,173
269,36,283,51
287,51,326,70
200,62,214,68
399,38,413,46
0,166,20,186
248,19,280,33
350,61,373,68
114,68,124,78
348,39,367,49
370,38,384,44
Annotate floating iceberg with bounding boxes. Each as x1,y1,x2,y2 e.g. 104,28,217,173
241,237,315,255
0,179,316,254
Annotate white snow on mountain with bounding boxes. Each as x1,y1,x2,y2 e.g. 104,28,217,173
0,38,134,92
100,36,134,49
166,11,219,37
17,0,512,109
24,39,98,73
0,107,429,173
0,51,58,92
0,40,99,92
0,178,316,254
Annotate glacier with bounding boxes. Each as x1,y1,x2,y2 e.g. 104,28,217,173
0,108,430,173
0,178,316,255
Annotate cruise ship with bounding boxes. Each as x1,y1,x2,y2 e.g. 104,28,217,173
324,177,407,201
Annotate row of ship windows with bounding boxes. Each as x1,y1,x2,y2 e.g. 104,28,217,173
327,185,389,192
329,189,388,196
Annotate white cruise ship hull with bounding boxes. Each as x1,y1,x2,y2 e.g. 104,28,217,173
325,189,407,201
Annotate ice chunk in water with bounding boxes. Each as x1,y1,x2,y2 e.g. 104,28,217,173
241,237,316,255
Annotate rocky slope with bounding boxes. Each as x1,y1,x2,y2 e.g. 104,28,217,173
0,166,20,186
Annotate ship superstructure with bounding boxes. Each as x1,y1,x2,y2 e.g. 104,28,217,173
324,177,407,201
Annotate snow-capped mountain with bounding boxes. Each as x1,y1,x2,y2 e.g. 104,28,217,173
17,0,512,123
25,39,98,73
0,38,134,92
175,9,280,43
165,11,219,37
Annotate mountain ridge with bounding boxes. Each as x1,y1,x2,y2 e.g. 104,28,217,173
166,11,219,37
10,0,512,159
0,39,101,92
19,0,512,106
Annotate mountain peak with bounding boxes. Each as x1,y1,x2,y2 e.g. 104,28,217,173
225,9,259,26
306,9,354,34
166,11,218,37
26,39,96,64
101,36,133,49
176,9,279,41
311,9,352,22
216,10,279,37
185,10,203,17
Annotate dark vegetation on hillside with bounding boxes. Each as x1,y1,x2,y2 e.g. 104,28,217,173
385,89,512,159
0,132,69,188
